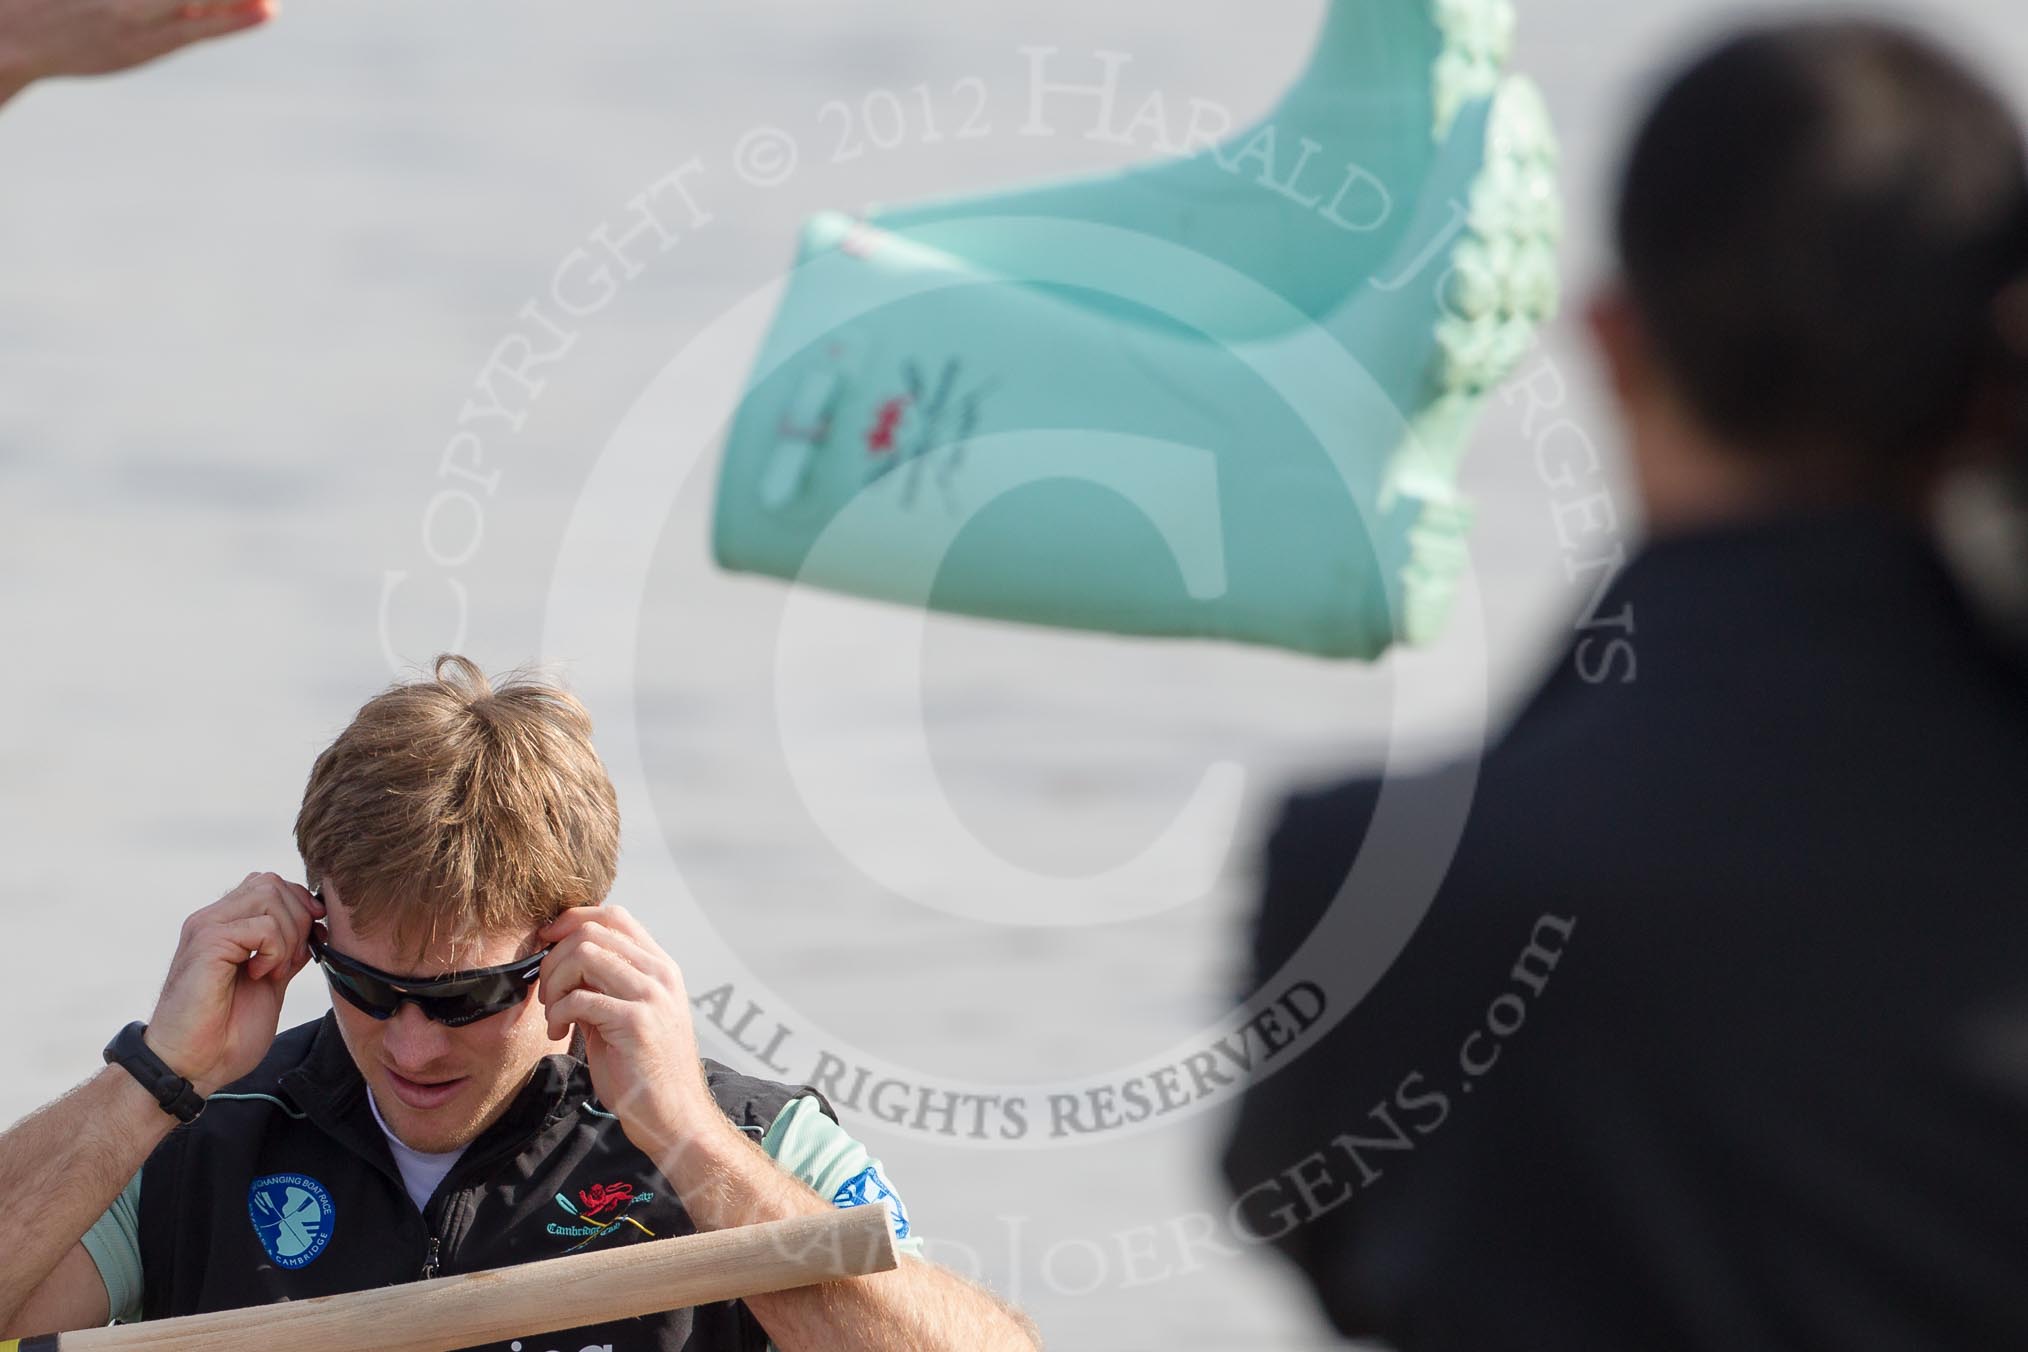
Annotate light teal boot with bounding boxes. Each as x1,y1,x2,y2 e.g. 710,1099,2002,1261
713,0,1560,659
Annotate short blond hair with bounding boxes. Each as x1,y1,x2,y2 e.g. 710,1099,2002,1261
294,655,619,957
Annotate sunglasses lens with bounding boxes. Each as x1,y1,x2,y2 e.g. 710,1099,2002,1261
312,940,543,1025
322,960,535,1025
421,980,526,1027
324,966,402,1021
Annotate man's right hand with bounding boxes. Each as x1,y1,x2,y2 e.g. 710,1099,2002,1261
143,873,324,1097
0,0,272,105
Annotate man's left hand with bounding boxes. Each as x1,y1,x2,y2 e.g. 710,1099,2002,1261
538,904,1042,1350
536,904,721,1159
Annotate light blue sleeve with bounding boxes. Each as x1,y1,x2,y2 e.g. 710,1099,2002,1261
760,1095,925,1258
79,1170,144,1324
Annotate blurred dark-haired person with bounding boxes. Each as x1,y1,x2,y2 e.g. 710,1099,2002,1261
1223,18,2028,1351
0,0,271,109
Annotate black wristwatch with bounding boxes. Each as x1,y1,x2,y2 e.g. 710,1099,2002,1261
103,1021,206,1124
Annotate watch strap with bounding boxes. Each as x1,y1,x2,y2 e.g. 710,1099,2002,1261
103,1021,205,1124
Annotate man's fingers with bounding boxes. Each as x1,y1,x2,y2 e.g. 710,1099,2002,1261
542,907,672,974
551,920,660,974
171,0,273,25
539,904,599,942
545,989,627,1043
127,0,260,17
234,873,315,968
593,903,649,940
542,902,654,945
542,921,681,1002
221,872,314,918
541,939,658,1009
281,939,317,983
211,912,288,981
265,875,320,955
122,0,272,66
582,904,668,959
176,2,272,41
129,0,209,20
215,871,297,914
175,874,319,989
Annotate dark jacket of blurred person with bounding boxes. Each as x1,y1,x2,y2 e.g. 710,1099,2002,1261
1224,20,2028,1350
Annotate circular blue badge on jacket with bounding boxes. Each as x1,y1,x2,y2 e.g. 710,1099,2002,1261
832,1163,910,1240
248,1173,335,1269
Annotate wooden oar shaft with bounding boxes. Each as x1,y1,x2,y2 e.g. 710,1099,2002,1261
13,1205,896,1352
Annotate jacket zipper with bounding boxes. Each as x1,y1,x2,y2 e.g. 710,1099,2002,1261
420,1235,441,1280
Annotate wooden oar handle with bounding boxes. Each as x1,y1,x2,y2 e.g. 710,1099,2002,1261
7,1204,898,1352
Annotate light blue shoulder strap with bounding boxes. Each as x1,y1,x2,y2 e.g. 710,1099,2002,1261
79,1169,144,1325
762,1096,923,1257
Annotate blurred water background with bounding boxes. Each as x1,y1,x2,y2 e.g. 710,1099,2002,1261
3,2,2024,1346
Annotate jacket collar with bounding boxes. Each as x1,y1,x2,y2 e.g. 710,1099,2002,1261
1508,505,2015,734
1602,505,1967,651
279,1011,595,1176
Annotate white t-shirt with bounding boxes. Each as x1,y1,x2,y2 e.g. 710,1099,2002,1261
365,1088,467,1213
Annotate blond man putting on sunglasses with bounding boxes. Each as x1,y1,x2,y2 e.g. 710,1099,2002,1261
0,656,1038,1352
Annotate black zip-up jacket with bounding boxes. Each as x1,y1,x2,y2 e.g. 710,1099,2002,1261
1224,510,2028,1349
135,1013,829,1351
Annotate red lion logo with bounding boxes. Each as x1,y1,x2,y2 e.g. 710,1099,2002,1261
578,1181,635,1218
865,396,912,455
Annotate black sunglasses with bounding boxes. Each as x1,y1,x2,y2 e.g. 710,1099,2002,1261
308,922,551,1028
